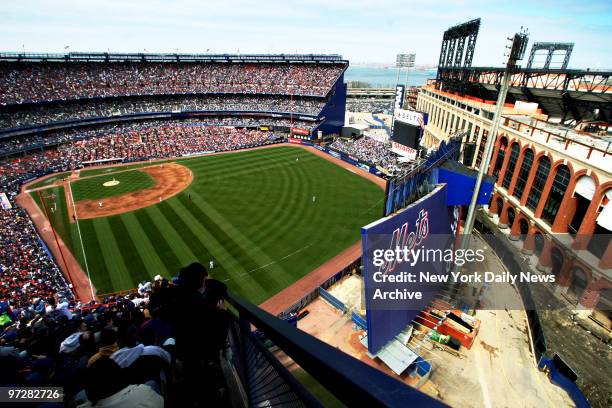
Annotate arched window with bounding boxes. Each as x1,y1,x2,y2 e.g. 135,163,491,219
551,247,564,276
534,232,544,256
526,156,551,211
513,149,534,199
519,219,530,241
569,175,596,235
492,138,508,178
541,165,571,225
502,143,520,189
568,268,588,300
507,207,516,229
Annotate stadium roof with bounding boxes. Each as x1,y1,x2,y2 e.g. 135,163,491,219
0,52,347,64
436,66,612,123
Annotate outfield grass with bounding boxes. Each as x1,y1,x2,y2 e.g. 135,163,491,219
71,169,155,201
33,146,383,303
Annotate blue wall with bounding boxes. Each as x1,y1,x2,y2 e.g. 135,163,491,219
315,73,347,137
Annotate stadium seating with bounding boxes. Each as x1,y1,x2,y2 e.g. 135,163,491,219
0,62,345,104
0,95,325,130
330,136,398,168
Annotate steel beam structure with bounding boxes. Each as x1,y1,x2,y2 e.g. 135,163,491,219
435,66,612,122
437,18,481,70
526,42,574,70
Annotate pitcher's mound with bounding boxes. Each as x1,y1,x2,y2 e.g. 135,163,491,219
103,179,120,187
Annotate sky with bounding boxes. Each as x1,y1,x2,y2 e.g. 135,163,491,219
2,0,610,69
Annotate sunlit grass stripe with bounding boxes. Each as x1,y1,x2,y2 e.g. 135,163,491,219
121,213,169,280
107,216,149,286
77,220,113,294
185,191,293,284
175,194,260,273
93,218,133,291
156,200,213,264
133,209,182,275
144,205,198,268
167,196,261,285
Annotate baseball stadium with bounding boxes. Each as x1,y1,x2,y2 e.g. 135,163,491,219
1,10,611,408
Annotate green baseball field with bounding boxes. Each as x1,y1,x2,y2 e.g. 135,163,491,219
31,146,383,303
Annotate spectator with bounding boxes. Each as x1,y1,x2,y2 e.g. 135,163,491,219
78,357,163,408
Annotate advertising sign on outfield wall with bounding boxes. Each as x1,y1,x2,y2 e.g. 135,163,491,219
288,138,302,144
291,128,310,136
394,108,427,128
391,141,418,160
361,185,457,354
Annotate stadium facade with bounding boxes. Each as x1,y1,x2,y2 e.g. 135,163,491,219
416,80,612,321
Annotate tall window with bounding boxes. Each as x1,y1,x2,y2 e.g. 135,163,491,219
512,149,534,199
526,156,551,211
492,138,508,178
541,165,571,225
475,130,489,168
502,143,520,189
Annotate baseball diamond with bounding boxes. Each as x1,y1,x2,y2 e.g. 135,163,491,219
27,145,383,302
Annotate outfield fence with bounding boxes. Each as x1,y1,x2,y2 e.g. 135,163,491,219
318,287,347,313
277,262,359,319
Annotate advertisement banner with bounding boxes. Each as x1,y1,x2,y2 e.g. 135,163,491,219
328,150,341,159
314,145,326,151
394,85,405,111
342,154,357,165
391,141,418,160
301,140,314,146
357,163,370,172
0,193,12,210
288,138,302,145
394,108,427,128
291,128,310,136
361,185,457,354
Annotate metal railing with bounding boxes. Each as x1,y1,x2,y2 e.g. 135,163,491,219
225,291,448,407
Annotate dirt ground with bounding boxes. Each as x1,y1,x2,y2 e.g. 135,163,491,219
68,163,193,220
298,235,576,407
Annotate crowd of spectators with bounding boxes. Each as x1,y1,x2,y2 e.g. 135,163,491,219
0,118,316,157
0,124,279,197
0,208,74,310
0,95,325,130
346,99,393,113
0,62,345,104
330,136,398,168
0,262,232,406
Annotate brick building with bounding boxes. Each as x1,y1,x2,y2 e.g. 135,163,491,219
416,85,611,327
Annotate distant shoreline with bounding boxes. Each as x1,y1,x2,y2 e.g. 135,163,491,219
345,66,436,88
